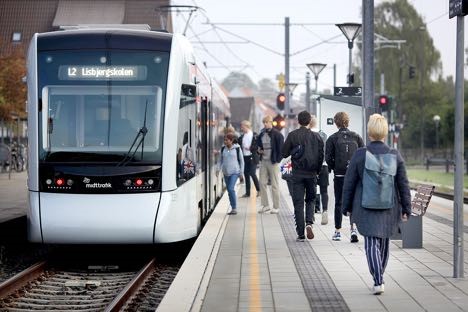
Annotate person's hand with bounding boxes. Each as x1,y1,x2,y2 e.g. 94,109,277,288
346,212,351,217
239,175,244,183
402,213,408,222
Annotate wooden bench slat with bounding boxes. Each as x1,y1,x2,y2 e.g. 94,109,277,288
410,184,435,216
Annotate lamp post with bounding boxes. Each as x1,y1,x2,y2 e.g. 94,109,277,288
433,115,440,150
305,72,311,113
306,63,327,93
336,23,362,86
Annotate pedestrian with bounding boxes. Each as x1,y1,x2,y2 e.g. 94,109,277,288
257,115,284,214
309,115,329,225
326,111,364,242
282,111,324,241
342,113,411,294
217,133,244,215
238,120,260,198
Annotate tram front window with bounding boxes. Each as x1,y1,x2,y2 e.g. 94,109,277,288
37,50,168,164
41,85,161,162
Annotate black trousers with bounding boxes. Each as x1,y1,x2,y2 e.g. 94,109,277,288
315,165,329,212
244,155,260,195
333,176,344,229
291,175,317,237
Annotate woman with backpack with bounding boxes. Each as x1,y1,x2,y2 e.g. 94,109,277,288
217,133,244,215
341,114,411,295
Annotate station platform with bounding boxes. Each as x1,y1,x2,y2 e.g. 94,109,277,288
0,170,27,223
158,179,468,312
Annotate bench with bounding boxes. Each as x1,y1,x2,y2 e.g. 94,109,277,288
400,184,435,248
425,157,453,173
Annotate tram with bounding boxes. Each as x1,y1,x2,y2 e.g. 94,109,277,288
26,26,230,244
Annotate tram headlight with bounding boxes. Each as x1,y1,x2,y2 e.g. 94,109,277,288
147,179,154,186
124,179,132,187
46,179,52,185
66,179,74,186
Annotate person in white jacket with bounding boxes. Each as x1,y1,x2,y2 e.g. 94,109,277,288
217,133,244,215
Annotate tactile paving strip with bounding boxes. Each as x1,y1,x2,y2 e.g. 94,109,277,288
278,195,351,312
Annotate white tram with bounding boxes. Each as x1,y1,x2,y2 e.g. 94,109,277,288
26,27,230,244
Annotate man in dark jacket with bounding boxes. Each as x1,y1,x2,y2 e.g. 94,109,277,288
326,111,364,243
257,115,284,214
282,111,324,241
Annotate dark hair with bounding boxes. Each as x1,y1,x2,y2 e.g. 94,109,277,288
225,133,235,142
298,111,311,126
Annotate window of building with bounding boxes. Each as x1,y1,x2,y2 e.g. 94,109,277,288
12,32,22,42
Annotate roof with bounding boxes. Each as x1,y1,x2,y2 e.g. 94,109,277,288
53,1,125,27
0,0,172,57
320,95,362,106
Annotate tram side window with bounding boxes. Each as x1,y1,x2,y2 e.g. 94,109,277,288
177,84,197,185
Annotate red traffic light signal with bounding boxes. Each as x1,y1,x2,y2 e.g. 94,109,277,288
276,92,286,110
273,114,285,130
379,95,389,106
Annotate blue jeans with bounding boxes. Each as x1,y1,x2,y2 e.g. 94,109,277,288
224,174,239,209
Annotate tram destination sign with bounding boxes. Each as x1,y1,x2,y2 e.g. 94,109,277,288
58,65,147,81
333,86,362,97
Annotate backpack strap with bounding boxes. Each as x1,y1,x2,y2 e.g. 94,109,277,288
221,146,241,166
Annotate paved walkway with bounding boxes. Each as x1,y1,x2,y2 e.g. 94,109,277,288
0,170,27,222
159,179,468,312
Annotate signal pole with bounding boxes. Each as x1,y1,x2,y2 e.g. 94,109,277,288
284,17,290,136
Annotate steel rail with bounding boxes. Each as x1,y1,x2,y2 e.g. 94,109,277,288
105,258,157,312
0,261,47,299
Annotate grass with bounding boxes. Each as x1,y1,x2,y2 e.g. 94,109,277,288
406,167,468,196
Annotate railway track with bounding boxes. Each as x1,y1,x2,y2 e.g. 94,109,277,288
0,257,179,311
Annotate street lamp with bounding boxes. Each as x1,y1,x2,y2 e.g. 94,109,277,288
306,63,327,93
336,23,362,86
433,115,440,149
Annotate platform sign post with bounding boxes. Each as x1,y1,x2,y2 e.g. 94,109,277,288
449,0,465,278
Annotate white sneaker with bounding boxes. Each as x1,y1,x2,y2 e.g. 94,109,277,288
373,284,384,295
321,211,328,225
258,206,271,214
269,208,279,214
332,231,341,241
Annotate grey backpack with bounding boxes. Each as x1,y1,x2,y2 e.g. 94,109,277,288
361,149,397,209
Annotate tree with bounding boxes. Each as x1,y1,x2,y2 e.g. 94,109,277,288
255,78,277,103
0,51,27,121
221,71,257,92
371,0,446,158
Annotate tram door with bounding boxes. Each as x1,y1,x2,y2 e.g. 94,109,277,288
200,97,209,220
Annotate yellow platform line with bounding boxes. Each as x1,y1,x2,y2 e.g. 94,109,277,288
248,191,261,311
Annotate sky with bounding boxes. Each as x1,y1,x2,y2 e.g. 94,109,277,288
170,0,465,97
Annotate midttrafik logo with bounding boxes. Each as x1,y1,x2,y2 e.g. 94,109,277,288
83,177,112,188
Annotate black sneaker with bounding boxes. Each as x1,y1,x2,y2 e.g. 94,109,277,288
241,193,250,198
350,230,359,243
296,236,305,242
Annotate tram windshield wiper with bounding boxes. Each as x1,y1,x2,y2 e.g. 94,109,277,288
117,101,148,167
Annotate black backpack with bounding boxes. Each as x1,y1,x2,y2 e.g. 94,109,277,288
292,131,320,173
334,130,359,175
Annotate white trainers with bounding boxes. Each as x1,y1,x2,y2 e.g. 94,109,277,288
269,208,279,214
321,211,328,225
332,231,341,241
373,284,384,295
258,206,271,214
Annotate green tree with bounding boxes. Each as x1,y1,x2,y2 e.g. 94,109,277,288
372,0,446,158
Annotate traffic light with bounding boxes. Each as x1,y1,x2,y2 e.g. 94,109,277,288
409,66,416,79
347,73,355,85
276,92,286,111
273,114,285,130
378,95,389,111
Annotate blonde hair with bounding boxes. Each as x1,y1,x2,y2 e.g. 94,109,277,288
262,115,273,123
367,114,388,141
241,120,251,129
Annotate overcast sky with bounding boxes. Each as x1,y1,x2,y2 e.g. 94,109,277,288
171,0,465,96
